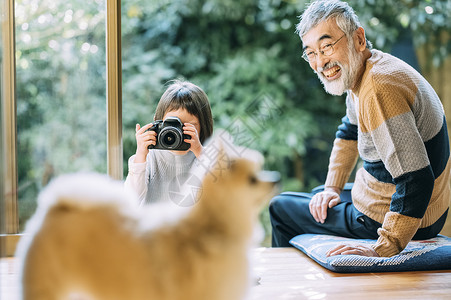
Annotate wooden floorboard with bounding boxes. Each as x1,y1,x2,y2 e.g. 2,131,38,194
2,247,451,300
1,257,18,300
246,248,451,300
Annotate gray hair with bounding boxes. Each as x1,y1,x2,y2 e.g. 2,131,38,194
296,0,372,49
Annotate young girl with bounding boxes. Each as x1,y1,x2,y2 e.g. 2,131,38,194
124,80,214,206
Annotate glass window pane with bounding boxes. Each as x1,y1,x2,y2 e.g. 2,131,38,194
15,0,106,230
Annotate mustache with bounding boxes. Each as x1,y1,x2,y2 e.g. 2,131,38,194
316,61,341,74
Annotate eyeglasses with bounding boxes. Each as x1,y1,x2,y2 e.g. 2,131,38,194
302,34,346,62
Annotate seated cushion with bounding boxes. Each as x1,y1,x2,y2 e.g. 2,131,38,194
290,234,451,273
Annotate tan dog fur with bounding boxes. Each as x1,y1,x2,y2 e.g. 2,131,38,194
16,146,278,300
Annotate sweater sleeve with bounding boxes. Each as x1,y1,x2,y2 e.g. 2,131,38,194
324,97,360,191
325,94,360,190
124,154,149,205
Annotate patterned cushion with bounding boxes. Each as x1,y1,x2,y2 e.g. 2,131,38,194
290,234,451,273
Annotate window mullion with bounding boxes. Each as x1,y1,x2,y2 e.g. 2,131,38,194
1,0,19,235
106,0,123,180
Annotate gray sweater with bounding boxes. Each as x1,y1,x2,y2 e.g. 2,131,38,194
124,150,199,206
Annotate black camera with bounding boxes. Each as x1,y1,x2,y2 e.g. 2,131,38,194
147,116,191,151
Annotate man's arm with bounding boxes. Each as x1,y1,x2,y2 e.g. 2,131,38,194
324,116,359,190
311,114,359,223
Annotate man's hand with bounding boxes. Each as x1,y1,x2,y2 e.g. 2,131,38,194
326,244,380,257
309,187,341,223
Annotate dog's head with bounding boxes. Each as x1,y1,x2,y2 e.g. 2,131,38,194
194,134,280,216
209,156,279,206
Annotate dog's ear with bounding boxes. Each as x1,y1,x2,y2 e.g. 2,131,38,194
192,134,229,184
210,137,234,178
202,131,264,166
197,130,265,183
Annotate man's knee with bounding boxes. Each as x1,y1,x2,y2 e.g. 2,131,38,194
269,195,291,221
269,193,310,222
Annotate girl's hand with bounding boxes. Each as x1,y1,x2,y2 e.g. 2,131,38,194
134,123,157,163
183,123,203,158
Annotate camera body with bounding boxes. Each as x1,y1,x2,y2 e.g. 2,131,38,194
147,116,191,151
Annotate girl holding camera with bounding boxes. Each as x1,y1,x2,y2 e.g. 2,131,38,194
124,80,214,206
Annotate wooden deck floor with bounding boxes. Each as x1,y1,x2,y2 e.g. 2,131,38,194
2,247,451,300
247,248,451,299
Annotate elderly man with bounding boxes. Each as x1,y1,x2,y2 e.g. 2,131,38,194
270,0,450,257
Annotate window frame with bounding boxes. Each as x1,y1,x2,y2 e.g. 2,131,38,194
0,0,122,256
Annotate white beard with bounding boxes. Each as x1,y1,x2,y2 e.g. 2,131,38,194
315,43,364,96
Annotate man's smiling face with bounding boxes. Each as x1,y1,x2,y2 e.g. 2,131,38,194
301,18,363,96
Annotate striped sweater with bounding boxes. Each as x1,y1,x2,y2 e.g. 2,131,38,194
325,49,450,257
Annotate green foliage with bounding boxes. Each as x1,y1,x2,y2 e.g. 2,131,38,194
121,0,343,190
15,0,107,228
349,0,451,66
14,0,451,228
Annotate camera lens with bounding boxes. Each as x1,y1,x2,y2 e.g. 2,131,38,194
159,127,182,149
163,132,177,146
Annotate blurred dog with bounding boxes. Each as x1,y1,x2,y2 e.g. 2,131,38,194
16,143,279,300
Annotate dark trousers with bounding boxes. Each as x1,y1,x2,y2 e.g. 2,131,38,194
269,183,449,247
